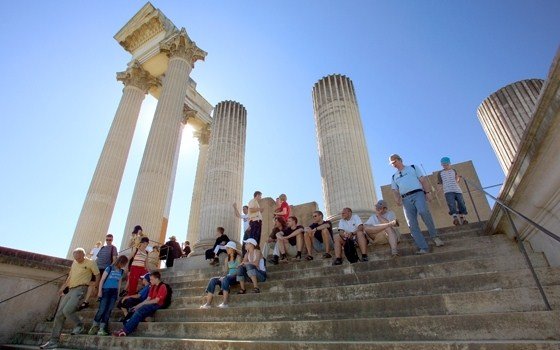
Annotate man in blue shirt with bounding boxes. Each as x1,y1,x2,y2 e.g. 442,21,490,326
390,154,444,254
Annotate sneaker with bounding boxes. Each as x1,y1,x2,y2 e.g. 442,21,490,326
391,250,399,258
40,340,59,349
333,258,343,266
361,255,369,262
462,219,469,225
453,218,460,226
112,329,127,337
217,302,229,308
199,303,211,309
71,324,84,335
433,237,444,247
97,329,110,336
88,325,99,335
416,249,429,255
322,252,332,259
268,255,279,265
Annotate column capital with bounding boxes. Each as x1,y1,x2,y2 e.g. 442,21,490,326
116,61,160,93
193,125,211,145
160,28,207,67
182,105,197,125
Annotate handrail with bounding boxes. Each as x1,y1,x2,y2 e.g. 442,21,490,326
463,176,555,311
463,177,560,244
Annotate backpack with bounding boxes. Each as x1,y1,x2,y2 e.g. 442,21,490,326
156,282,173,309
343,239,360,264
159,245,171,260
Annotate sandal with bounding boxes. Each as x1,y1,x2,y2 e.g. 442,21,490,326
305,255,314,261
78,301,89,310
252,287,260,293
237,289,246,294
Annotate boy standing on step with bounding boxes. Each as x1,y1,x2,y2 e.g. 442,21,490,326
437,157,468,225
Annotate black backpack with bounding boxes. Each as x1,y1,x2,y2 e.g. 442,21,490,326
343,239,360,264
156,283,173,309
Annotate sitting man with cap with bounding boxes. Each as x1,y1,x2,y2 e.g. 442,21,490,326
237,238,267,294
363,200,401,257
117,272,151,322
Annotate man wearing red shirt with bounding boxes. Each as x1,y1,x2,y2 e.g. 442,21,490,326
113,271,168,336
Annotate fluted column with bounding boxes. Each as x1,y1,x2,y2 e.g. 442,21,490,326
186,125,210,245
312,74,377,222
121,29,206,249
477,79,544,175
194,101,247,252
67,62,157,258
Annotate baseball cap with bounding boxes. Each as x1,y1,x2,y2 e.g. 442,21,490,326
441,157,451,164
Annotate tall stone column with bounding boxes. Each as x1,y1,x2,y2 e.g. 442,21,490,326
477,79,544,175
195,101,247,252
312,74,377,222
121,29,206,249
186,125,210,245
67,62,157,258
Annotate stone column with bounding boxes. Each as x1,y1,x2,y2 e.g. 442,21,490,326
186,125,210,245
194,101,247,252
67,61,157,258
477,79,544,175
121,29,206,249
312,74,377,222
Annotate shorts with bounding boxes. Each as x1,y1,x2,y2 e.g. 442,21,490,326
313,235,333,252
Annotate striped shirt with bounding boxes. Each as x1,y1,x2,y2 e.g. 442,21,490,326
438,169,462,194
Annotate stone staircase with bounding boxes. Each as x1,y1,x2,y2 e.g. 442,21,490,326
4,222,560,349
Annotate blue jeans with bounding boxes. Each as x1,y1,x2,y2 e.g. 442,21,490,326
237,264,267,283
444,192,468,216
206,275,238,293
94,288,119,326
402,191,438,250
123,303,160,334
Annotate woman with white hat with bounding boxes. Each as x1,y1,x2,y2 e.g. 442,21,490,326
236,238,267,294
200,241,241,309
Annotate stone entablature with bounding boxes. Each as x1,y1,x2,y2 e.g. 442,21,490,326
114,3,176,55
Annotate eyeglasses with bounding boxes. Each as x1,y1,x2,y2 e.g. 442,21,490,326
106,239,113,242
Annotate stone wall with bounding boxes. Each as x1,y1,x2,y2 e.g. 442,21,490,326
0,247,71,343
486,48,560,267
380,160,492,233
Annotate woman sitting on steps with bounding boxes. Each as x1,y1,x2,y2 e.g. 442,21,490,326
200,241,241,309
237,238,267,294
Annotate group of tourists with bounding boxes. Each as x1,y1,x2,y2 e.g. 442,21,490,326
40,154,468,348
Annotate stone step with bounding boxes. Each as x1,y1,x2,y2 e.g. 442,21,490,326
166,234,523,286
53,285,560,327
170,245,546,296
26,310,560,341
168,267,560,309
38,268,560,332
162,226,489,279
9,337,560,350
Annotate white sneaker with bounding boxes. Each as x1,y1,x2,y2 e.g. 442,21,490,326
433,237,444,247
217,303,229,308
416,249,429,255
199,303,211,309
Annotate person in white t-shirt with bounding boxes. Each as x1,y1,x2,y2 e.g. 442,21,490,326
233,203,250,239
437,157,468,226
88,241,103,261
364,200,400,257
333,207,368,265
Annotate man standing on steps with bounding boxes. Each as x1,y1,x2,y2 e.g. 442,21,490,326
389,154,444,254
40,248,100,349
247,191,264,247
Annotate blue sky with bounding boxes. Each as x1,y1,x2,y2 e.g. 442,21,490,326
0,1,558,258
